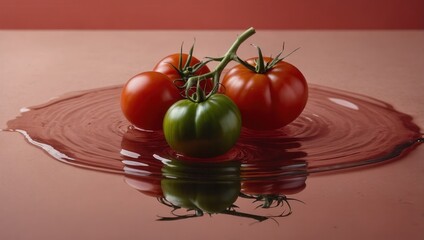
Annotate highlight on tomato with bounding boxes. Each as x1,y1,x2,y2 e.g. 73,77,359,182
120,71,181,131
222,45,308,130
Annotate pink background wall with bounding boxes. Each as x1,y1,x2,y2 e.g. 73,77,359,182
1,0,423,29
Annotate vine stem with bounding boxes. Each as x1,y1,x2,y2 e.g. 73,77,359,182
185,27,256,102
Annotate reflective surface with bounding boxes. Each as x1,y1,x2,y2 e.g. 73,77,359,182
4,82,422,222
1,30,423,239
5,84,422,175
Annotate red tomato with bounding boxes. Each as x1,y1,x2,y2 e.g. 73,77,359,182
153,53,213,96
153,53,211,81
121,71,181,131
222,57,308,130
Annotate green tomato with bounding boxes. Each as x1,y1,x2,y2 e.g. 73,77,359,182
163,94,241,158
161,159,241,214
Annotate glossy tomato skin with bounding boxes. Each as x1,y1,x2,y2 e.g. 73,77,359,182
121,71,181,131
163,94,241,158
222,57,308,130
153,53,211,81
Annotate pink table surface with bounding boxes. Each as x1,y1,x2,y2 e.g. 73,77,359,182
0,30,423,239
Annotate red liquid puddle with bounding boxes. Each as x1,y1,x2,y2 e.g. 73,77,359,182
5,84,422,178
5,84,423,220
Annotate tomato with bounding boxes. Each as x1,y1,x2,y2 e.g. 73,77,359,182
163,94,241,158
222,57,308,130
161,159,241,214
121,71,181,131
153,53,211,81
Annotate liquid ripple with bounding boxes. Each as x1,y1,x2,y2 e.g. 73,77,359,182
5,84,423,181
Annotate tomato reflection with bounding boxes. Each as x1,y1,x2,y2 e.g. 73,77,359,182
160,159,241,217
120,127,308,222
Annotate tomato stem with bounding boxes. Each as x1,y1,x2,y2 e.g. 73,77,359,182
185,27,256,102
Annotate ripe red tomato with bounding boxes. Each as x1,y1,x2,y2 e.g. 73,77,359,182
121,71,181,131
153,53,211,81
222,57,308,130
153,53,213,95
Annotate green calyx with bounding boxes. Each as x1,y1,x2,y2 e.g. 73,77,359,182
171,41,211,82
237,43,300,74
